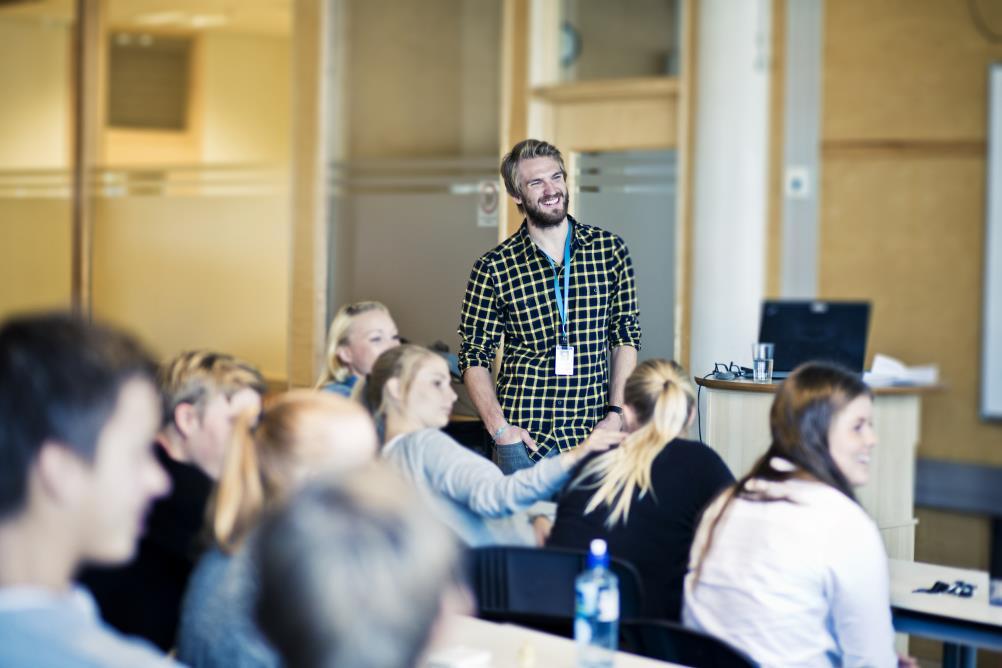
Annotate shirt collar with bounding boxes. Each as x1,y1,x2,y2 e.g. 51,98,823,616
0,585,97,617
517,215,594,263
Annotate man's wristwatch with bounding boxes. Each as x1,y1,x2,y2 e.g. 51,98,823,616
606,405,624,417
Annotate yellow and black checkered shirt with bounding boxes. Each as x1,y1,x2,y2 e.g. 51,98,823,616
458,217,641,460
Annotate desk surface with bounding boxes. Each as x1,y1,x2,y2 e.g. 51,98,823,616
694,376,942,396
429,615,683,667
890,559,1002,627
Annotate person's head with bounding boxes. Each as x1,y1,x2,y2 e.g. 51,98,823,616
210,390,378,553
363,344,457,437
0,313,170,565
500,139,569,227
763,361,876,492
317,301,400,387
574,359,696,527
159,350,266,479
253,465,464,668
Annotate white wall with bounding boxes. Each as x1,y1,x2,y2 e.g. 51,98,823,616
690,0,772,377
0,18,70,169
201,32,291,164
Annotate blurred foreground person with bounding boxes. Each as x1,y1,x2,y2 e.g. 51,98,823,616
0,313,175,667
253,465,466,668
176,391,378,668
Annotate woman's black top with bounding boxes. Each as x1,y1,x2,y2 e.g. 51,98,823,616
547,438,734,620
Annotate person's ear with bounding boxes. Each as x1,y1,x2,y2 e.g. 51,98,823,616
174,402,199,439
35,441,89,507
335,345,354,371
385,377,403,405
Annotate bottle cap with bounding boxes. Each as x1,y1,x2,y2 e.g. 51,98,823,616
587,539,609,569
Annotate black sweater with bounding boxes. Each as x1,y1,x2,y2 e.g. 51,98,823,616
547,438,734,621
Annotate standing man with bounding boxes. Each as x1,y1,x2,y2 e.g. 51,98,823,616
459,139,641,473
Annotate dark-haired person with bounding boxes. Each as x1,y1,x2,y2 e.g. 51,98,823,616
547,359,733,621
253,466,466,668
459,138,641,474
0,313,175,666
81,350,266,651
683,362,908,667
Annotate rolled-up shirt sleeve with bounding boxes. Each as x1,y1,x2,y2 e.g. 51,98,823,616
607,239,641,351
458,256,503,374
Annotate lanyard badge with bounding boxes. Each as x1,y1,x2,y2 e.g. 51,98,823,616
549,229,574,376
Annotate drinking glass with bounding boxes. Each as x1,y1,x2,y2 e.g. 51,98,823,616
752,343,775,383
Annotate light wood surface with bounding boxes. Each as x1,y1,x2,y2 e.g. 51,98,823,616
697,381,931,560
695,376,944,396
430,615,684,668
288,0,330,388
890,559,1002,628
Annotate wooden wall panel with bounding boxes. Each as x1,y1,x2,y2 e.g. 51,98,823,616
824,0,1002,142
819,0,1002,606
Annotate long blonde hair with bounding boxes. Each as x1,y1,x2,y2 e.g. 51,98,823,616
315,301,390,388
210,390,376,553
571,359,695,527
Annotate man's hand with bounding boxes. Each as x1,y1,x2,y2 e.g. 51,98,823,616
593,410,625,433
495,424,538,452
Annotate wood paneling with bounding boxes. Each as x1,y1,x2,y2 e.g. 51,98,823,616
288,0,329,387
500,0,529,238
765,0,786,298
823,0,1002,142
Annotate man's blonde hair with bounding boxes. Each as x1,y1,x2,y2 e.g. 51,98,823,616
159,350,266,428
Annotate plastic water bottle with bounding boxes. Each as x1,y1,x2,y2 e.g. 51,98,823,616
574,539,619,668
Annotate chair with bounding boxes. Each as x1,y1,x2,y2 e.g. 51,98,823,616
619,619,756,668
469,545,645,637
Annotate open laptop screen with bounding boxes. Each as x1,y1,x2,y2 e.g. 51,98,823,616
758,300,871,376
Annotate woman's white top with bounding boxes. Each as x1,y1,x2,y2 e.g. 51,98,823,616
682,477,897,668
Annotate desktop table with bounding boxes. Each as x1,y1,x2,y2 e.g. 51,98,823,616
429,615,684,667
890,559,1002,668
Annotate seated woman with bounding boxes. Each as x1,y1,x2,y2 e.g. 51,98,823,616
176,392,378,668
316,301,400,397
683,362,900,667
546,359,734,621
364,344,623,546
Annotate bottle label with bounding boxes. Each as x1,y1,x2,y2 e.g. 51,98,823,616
598,589,619,622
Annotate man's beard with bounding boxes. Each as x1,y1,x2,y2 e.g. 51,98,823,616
523,191,570,229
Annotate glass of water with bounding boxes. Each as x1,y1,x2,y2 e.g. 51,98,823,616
752,343,775,383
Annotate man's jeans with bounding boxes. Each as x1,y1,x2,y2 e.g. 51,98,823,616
493,440,558,475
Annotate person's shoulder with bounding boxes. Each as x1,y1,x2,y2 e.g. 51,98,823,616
476,229,524,265
0,604,175,667
660,438,729,468
576,221,627,249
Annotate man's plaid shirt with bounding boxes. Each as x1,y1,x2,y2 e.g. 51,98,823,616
458,216,641,460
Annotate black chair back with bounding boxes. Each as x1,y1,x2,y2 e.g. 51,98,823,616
470,546,645,637
619,619,756,668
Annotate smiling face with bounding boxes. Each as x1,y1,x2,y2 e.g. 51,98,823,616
514,156,569,229
337,310,401,378
401,356,457,430
828,394,877,487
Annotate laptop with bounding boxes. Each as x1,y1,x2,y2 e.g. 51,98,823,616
758,300,871,379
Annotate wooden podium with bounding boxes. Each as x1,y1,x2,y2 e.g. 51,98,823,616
694,377,940,561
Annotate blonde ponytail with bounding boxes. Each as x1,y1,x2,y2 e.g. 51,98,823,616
571,360,695,527
211,411,264,553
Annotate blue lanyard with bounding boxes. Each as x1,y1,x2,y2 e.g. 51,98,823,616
546,229,572,345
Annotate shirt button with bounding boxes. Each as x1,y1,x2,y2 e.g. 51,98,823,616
556,400,563,407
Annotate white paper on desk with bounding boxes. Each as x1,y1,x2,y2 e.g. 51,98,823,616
863,353,939,386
